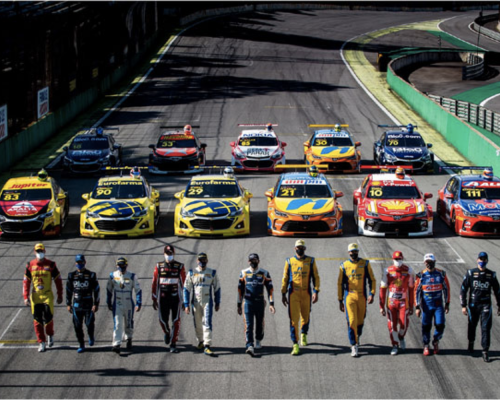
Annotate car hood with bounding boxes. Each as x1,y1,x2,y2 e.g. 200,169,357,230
460,199,500,216
0,200,50,217
68,149,108,162
182,198,244,217
312,146,355,158
238,145,279,158
86,200,147,218
275,197,334,215
386,146,428,160
367,199,426,215
155,148,197,157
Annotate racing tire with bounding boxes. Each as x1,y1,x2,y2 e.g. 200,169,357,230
353,204,363,235
451,211,459,235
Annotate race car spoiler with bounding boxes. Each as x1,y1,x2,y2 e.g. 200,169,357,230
102,166,150,176
439,166,492,173
308,124,349,128
160,125,200,130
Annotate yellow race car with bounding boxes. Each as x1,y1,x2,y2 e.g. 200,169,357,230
0,169,69,238
304,124,361,173
80,168,160,238
174,170,253,238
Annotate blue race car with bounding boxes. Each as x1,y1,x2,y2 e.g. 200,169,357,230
63,127,122,174
373,124,434,173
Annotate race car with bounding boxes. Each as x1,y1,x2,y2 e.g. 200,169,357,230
80,167,160,238
303,124,361,173
173,168,253,238
265,172,343,236
436,167,500,236
373,124,434,173
0,169,69,237
63,126,122,174
230,123,286,171
148,125,206,174
353,166,433,237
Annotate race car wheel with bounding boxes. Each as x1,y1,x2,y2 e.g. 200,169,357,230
353,204,362,235
451,211,458,234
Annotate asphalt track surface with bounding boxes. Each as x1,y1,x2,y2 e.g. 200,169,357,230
1,9,500,399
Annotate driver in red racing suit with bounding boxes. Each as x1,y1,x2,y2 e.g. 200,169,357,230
379,250,415,356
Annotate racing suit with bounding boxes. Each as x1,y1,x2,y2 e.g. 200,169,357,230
66,269,100,347
337,258,375,346
460,267,500,351
106,270,142,347
152,260,186,345
380,264,415,346
415,268,450,345
238,267,274,349
183,267,221,347
281,255,320,344
23,258,63,343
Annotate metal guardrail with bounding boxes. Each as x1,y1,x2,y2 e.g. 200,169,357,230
463,54,485,80
473,12,500,42
428,94,500,136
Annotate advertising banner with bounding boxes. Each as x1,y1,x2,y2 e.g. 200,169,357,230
37,87,49,119
0,104,7,142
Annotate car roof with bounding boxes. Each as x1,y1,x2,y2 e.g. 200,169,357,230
97,175,146,184
3,176,53,190
314,129,351,137
369,173,417,185
159,131,196,137
457,174,500,183
385,130,422,137
240,129,277,138
73,133,110,140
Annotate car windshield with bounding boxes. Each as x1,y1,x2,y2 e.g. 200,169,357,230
158,135,196,148
238,137,278,146
460,187,500,200
277,182,333,198
313,136,353,147
385,134,425,147
1,189,52,201
92,181,146,199
70,137,109,150
185,180,241,198
366,185,420,199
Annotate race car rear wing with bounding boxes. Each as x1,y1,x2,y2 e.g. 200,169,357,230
102,166,151,176
308,124,349,128
439,166,492,174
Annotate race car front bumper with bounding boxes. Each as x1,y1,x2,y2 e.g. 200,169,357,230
80,214,155,238
175,213,249,238
358,216,433,237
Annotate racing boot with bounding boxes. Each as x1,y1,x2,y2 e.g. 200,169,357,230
399,338,406,351
390,345,398,356
196,342,204,350
47,336,54,348
423,345,430,356
483,351,490,363
38,342,46,353
255,340,262,350
432,340,439,355
126,338,133,350
291,343,300,356
77,344,85,353
246,346,255,357
204,346,215,357
351,345,359,357
300,333,308,347
112,345,121,354
169,344,179,354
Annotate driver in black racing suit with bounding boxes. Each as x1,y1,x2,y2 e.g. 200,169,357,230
460,251,500,362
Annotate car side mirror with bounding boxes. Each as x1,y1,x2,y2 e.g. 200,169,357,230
63,146,68,152
303,141,310,148
152,190,160,199
113,144,121,150
264,189,274,199
353,192,362,200
149,144,155,150
82,193,89,201
424,193,433,200
355,141,361,147
174,191,184,200
374,141,381,147
427,143,433,148
445,193,454,199
281,142,287,147
335,191,344,199
245,190,253,199
201,143,207,149
230,142,235,147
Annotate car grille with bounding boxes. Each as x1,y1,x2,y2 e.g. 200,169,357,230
327,162,355,171
242,160,274,168
190,219,233,230
281,220,330,232
95,220,137,231
1,221,43,234
471,221,500,234
369,220,422,234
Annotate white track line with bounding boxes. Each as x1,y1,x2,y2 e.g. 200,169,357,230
0,309,22,342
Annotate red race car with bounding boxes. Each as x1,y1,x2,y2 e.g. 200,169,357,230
437,166,500,236
353,166,433,237
230,124,286,172
149,125,206,174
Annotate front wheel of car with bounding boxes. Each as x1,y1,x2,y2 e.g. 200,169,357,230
451,211,459,234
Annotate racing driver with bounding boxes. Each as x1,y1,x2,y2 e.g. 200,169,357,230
23,243,63,352
338,243,375,357
107,257,142,354
281,239,320,356
152,244,186,353
380,250,415,356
